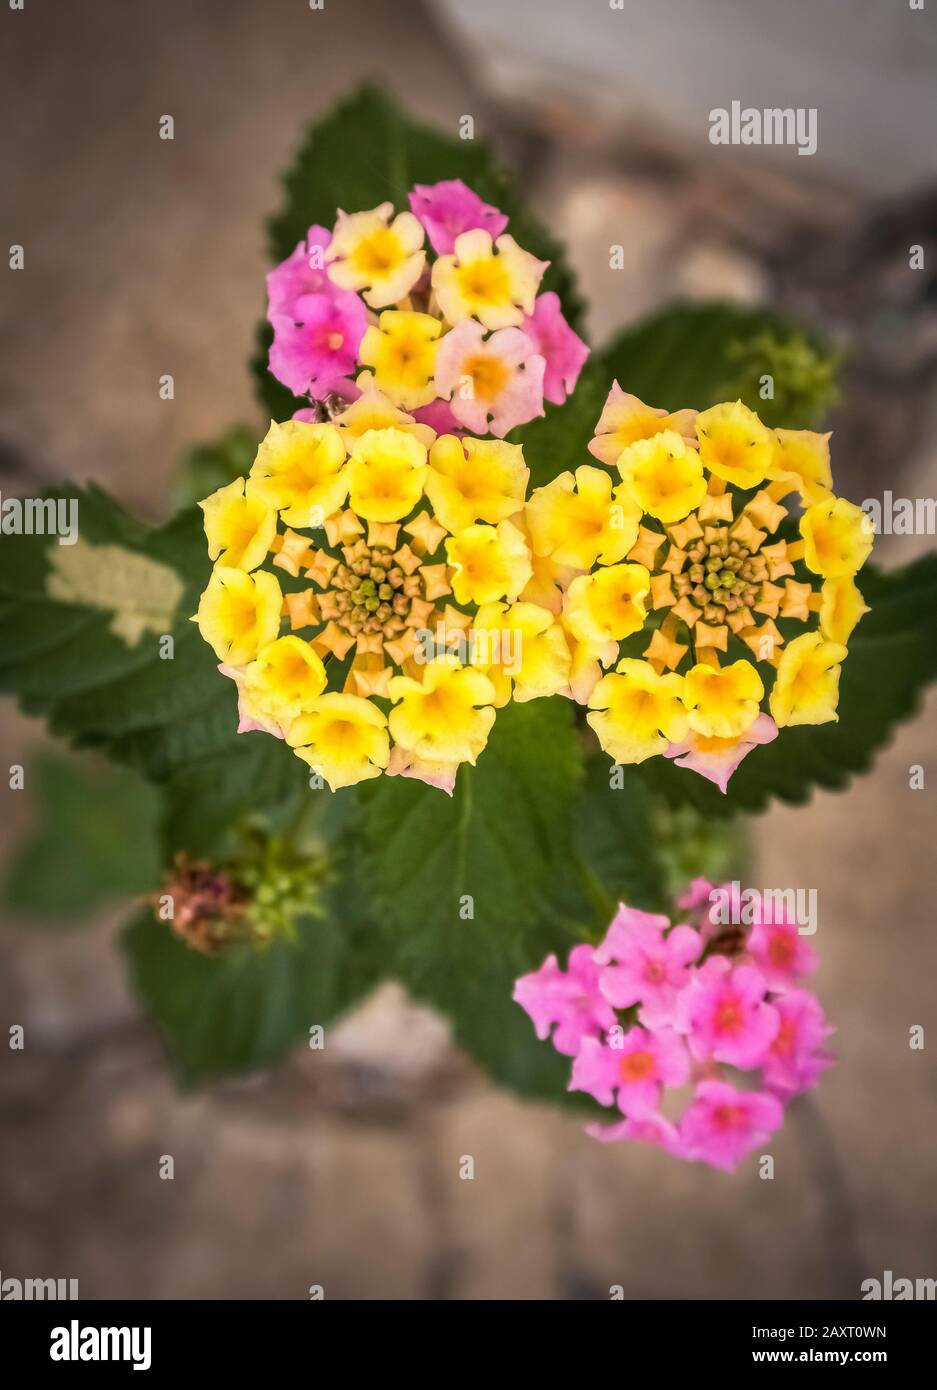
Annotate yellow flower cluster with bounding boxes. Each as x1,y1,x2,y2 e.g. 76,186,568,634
550,387,874,784
194,397,573,792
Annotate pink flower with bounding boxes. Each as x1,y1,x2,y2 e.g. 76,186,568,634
266,225,334,316
411,397,465,436
677,877,715,912
679,1079,784,1172
520,292,589,405
513,945,616,1056
268,291,367,401
760,990,834,1096
747,915,818,992
674,957,779,1069
586,1111,684,1154
570,1027,690,1117
408,179,508,257
434,320,545,437
595,904,701,1027
664,713,778,794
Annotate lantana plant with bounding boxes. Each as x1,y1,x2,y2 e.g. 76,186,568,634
2,87,934,1175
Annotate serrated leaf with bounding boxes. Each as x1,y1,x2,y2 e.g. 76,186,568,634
597,300,830,424
359,698,584,986
254,83,585,418
123,890,379,1087
639,554,937,814
3,752,161,921
0,488,245,779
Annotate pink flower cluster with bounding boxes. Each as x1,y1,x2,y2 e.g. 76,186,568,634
513,882,833,1172
265,179,588,436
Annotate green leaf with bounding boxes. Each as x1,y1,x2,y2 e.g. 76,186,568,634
254,83,585,418
0,488,248,779
640,553,937,815
572,756,668,916
359,698,584,986
3,752,161,921
597,301,833,426
123,888,379,1086
352,699,605,1108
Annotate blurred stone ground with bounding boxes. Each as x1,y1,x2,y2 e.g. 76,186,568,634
1,0,935,1298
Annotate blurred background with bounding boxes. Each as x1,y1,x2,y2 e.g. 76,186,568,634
1,0,936,1299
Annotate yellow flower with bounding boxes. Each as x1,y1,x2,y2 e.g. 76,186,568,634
769,632,847,727
801,496,874,578
696,400,774,489
445,519,532,605
426,434,528,534
819,575,869,645
199,477,277,572
194,566,282,665
525,465,640,569
770,428,833,504
331,375,435,449
562,622,618,706
346,427,428,522
287,693,390,790
357,311,444,411
588,384,697,468
520,541,579,615
431,229,545,329
388,656,496,765
587,658,688,764
242,636,327,724
471,601,571,706
616,431,707,525
682,659,764,739
248,420,348,528
325,202,425,308
562,563,650,644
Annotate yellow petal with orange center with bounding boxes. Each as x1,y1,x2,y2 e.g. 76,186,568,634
617,430,707,525
682,659,764,738
563,563,650,644
248,420,348,528
696,400,774,489
769,631,847,727
800,496,874,578
288,692,390,790
347,426,428,522
587,657,688,764
194,565,282,665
